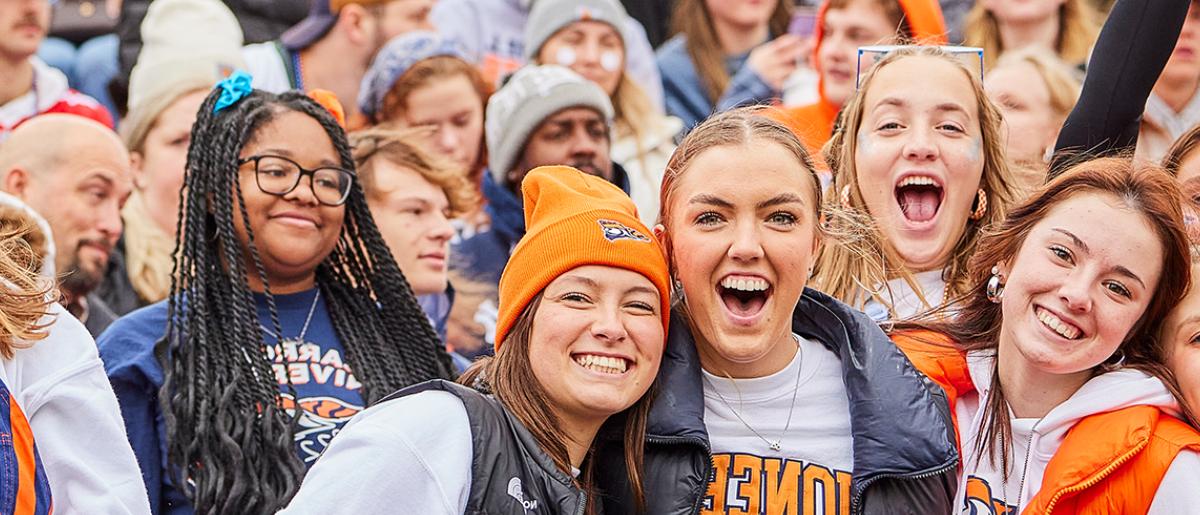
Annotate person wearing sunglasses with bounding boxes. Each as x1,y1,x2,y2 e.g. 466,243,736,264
96,77,454,515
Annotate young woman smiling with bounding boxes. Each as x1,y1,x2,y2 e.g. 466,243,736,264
594,108,958,514
815,46,1020,322
281,166,671,514
97,77,454,515
896,159,1200,513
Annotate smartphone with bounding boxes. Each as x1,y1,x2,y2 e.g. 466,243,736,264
789,7,818,38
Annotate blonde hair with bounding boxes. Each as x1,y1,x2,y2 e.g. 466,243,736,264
350,127,480,217
965,0,1100,69
0,219,54,359
121,193,176,304
814,46,1020,313
994,48,1082,125
614,78,660,177
671,0,792,105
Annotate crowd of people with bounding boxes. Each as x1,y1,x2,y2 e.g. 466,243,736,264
2,0,1200,513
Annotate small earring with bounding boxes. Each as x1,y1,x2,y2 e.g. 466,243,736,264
970,189,988,221
986,265,1004,304
840,185,852,207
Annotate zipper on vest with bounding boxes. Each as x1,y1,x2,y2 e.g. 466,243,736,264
575,491,587,515
1041,436,1150,514
645,434,712,515
848,457,959,515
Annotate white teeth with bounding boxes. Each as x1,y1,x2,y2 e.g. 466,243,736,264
1036,308,1081,340
720,277,770,292
898,176,939,188
573,354,628,374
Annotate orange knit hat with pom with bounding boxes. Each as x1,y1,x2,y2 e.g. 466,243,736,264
494,166,671,349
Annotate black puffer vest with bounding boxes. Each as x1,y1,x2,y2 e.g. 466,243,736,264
593,288,959,515
384,380,589,515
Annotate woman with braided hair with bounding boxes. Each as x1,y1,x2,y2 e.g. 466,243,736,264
96,73,455,515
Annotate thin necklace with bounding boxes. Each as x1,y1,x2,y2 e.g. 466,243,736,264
260,290,321,343
704,334,803,452
1003,416,1043,512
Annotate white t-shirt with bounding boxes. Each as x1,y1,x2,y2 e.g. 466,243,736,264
281,389,473,514
701,335,854,515
862,269,947,322
2,303,151,515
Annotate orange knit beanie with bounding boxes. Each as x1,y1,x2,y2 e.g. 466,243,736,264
494,166,671,349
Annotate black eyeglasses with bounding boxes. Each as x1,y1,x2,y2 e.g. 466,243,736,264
238,155,356,206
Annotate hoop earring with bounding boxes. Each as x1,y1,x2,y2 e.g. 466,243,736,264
986,266,1004,304
673,278,686,303
970,189,988,221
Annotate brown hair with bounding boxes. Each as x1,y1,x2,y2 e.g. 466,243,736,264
1164,124,1200,177
658,107,822,274
350,127,481,216
995,48,1082,125
376,56,492,183
0,219,54,359
814,46,1020,314
965,0,1101,70
671,0,792,105
901,157,1195,468
458,295,654,514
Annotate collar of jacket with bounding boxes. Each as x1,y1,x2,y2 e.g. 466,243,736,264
645,287,959,490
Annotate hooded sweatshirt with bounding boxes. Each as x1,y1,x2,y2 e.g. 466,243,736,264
770,0,947,158
2,301,152,515
956,353,1199,513
896,332,1200,514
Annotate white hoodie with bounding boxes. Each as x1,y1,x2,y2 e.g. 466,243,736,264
0,196,151,514
954,351,1200,514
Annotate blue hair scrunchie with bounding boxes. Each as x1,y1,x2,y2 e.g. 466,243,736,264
212,70,254,114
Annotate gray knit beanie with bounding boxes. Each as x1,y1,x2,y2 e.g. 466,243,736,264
485,65,614,184
524,0,631,61
123,0,244,151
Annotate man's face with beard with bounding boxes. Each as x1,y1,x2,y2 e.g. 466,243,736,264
507,107,612,190
0,0,50,62
17,140,131,300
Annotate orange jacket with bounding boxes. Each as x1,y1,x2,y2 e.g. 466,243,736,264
893,330,1200,514
769,0,948,159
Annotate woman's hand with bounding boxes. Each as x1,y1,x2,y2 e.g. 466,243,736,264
746,34,806,91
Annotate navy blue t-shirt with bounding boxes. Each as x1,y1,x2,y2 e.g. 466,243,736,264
96,288,364,515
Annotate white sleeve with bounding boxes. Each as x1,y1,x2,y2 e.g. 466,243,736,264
241,42,291,93
5,304,151,515
279,390,473,514
1147,449,1200,514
